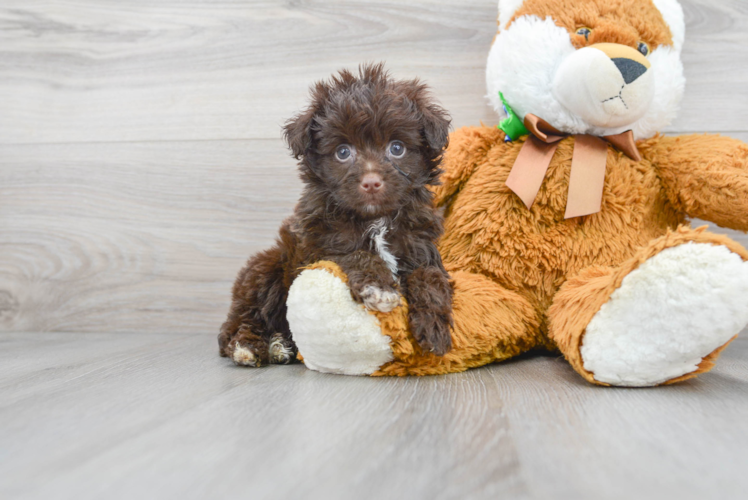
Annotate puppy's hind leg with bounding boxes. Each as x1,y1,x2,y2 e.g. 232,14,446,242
218,238,298,367
231,332,296,366
228,328,270,367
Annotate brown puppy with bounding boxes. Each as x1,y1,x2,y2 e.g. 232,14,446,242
218,63,453,367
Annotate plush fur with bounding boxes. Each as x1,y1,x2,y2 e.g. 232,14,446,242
218,63,454,366
285,0,748,386
486,0,685,139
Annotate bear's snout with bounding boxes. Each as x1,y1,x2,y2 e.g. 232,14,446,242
552,42,654,129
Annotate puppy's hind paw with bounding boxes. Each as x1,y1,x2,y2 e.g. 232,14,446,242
232,344,261,367
269,333,297,365
228,332,269,367
360,285,400,313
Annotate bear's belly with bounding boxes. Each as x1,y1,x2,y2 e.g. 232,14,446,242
438,144,685,314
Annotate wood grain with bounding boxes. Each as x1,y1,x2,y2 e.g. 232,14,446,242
0,332,746,500
0,0,497,144
0,139,302,333
0,0,747,145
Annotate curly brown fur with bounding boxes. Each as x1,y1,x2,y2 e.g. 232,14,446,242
218,63,454,365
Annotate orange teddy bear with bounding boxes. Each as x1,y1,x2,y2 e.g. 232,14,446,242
286,0,748,386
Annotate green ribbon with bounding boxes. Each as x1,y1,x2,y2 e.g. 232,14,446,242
497,92,529,141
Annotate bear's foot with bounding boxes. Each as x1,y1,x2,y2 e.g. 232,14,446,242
286,264,395,375
551,229,748,387
583,242,748,386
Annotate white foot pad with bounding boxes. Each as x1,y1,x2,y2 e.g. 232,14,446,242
269,336,293,364
360,285,400,313
286,269,394,375
581,243,748,386
232,344,258,367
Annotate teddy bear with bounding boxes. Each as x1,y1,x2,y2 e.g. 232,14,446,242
284,0,748,386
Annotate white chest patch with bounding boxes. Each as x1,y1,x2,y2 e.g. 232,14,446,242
366,218,399,278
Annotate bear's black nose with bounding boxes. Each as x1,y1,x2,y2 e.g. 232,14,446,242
612,58,648,84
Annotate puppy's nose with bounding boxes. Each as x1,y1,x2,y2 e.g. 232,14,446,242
360,173,384,194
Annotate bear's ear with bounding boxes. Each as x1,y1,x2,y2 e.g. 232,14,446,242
498,0,525,30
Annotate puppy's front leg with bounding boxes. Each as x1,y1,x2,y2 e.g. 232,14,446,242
332,250,400,313
403,266,454,356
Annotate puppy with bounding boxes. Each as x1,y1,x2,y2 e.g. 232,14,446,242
218,63,453,367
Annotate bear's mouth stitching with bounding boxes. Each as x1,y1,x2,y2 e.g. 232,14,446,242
601,84,628,110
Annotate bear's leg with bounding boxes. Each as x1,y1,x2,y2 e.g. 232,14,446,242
286,262,542,376
548,227,748,387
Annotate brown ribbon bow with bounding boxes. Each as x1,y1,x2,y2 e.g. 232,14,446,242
505,114,642,219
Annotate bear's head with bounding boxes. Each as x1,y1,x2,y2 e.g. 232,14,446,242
486,0,685,140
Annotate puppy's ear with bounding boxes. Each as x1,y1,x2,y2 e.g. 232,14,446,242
409,82,451,158
283,107,315,160
420,103,451,157
283,81,329,159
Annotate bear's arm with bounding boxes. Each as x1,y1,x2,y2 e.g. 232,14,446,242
431,125,507,207
644,134,748,231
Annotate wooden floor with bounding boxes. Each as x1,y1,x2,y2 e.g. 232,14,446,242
2,1,748,498
0,332,746,500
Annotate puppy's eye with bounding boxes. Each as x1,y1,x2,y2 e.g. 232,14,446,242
335,144,352,161
576,27,591,40
388,141,406,158
637,41,650,56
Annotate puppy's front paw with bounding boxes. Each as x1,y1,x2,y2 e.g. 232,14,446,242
410,312,452,356
360,284,400,313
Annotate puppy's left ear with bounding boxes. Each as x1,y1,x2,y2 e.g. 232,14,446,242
414,87,451,158
421,104,451,157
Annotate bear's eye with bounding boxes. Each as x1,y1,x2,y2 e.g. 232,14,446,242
388,140,406,158
637,41,650,56
576,27,591,40
335,144,353,161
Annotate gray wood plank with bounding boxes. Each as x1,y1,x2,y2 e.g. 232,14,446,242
0,139,301,333
0,332,747,500
0,0,497,144
1,0,747,145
